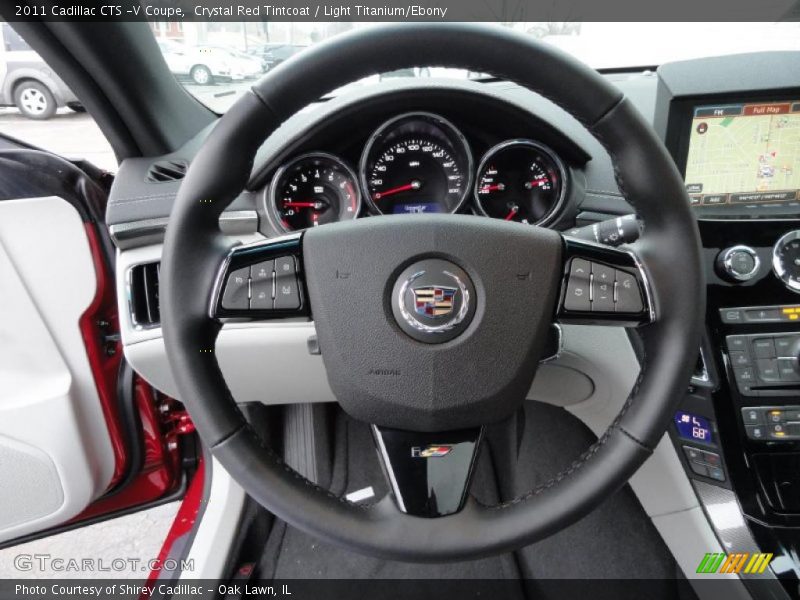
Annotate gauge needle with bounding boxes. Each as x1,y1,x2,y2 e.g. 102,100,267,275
284,201,322,209
504,207,519,221
374,180,421,200
524,177,549,189
480,183,505,193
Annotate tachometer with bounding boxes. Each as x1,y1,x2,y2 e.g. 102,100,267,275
267,153,360,232
360,112,473,215
474,140,567,225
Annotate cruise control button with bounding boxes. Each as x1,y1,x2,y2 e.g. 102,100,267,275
250,260,273,283
250,279,272,310
275,256,296,277
564,259,591,312
221,267,250,310
614,269,643,313
591,263,615,312
274,257,301,310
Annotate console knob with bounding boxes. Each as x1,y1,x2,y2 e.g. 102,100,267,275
716,246,760,282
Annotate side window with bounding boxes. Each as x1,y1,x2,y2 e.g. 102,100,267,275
0,21,117,172
2,24,30,52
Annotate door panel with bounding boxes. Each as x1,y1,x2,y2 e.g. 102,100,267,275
0,195,114,542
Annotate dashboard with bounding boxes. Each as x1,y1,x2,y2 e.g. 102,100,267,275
108,51,800,598
263,111,569,232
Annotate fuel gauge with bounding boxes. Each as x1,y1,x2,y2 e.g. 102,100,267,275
474,140,567,225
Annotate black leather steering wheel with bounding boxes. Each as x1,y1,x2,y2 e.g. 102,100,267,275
161,23,704,561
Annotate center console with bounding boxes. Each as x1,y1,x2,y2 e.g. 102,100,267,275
660,67,800,596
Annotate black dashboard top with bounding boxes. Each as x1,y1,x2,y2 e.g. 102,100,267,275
105,51,800,247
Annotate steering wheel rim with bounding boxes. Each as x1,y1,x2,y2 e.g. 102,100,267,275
160,23,704,561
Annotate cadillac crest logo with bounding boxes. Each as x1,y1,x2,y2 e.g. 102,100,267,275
412,286,457,318
391,258,476,343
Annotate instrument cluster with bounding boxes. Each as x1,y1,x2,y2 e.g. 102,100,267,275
264,111,570,233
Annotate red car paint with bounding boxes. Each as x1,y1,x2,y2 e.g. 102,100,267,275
71,379,180,522
72,222,184,523
77,222,128,488
146,459,205,588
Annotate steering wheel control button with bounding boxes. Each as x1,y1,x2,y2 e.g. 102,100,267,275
250,279,272,310
614,269,644,313
250,260,273,282
222,267,250,310
716,245,760,282
564,259,591,311
591,263,615,312
274,256,301,310
392,258,476,344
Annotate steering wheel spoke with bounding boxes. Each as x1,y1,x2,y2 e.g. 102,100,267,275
210,233,310,321
372,425,483,518
556,236,653,326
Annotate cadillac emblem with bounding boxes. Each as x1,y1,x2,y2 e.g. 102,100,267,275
412,286,457,318
392,258,475,343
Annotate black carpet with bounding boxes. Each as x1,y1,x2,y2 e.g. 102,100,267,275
256,402,688,599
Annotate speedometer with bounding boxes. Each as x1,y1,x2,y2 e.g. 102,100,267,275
360,112,473,215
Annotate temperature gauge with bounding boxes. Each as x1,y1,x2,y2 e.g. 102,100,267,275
474,140,567,225
267,153,361,232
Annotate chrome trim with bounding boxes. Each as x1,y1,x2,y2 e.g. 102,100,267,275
264,152,362,234
539,323,563,364
125,260,161,331
396,270,470,334
720,245,761,282
691,344,711,385
110,210,259,249
772,230,800,293
359,111,474,216
562,235,657,324
473,138,569,227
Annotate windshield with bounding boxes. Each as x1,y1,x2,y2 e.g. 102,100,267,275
153,22,800,113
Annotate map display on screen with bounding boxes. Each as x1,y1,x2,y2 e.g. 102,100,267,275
685,101,800,209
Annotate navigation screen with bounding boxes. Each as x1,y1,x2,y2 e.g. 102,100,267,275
685,101,800,215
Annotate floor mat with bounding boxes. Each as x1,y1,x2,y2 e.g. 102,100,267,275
258,402,683,597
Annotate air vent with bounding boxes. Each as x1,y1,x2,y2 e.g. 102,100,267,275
129,262,160,327
145,159,188,183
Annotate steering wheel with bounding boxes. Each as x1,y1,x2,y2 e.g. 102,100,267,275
161,23,704,562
